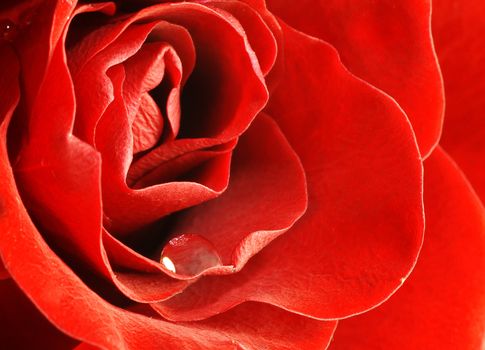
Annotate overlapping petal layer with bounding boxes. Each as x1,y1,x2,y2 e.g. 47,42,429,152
0,1,465,349
165,113,307,272
267,0,444,157
1,0,309,316
68,2,269,235
432,0,485,203
153,23,424,322
0,152,334,349
7,0,189,303
328,148,485,349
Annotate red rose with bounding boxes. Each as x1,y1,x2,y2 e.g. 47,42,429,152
0,0,483,349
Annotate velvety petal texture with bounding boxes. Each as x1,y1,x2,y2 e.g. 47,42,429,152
164,113,307,274
267,0,444,157
328,148,485,349
432,0,485,203
3,0,480,348
153,23,424,322
1,156,334,350
1,1,330,348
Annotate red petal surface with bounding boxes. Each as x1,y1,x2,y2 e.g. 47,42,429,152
0,156,335,349
267,0,444,158
189,302,337,350
207,0,277,76
12,0,76,111
0,279,78,349
71,20,161,145
0,43,20,282
9,2,188,303
77,302,335,350
153,24,424,322
131,92,164,154
432,0,485,203
328,148,485,349
105,114,306,296
69,3,268,234
0,176,232,350
95,63,232,234
163,114,307,273
0,39,76,350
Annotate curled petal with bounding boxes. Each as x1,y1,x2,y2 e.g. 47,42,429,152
69,2,268,234
186,302,337,350
207,0,277,76
267,0,444,157
9,2,187,304
153,24,424,322
160,113,307,277
0,161,335,349
328,148,485,349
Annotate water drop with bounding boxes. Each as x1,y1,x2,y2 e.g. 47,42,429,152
161,256,176,273
160,234,222,277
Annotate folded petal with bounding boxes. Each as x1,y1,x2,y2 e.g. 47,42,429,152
105,113,306,300
206,0,277,76
0,127,242,349
153,24,424,322
188,302,337,350
9,2,187,303
69,3,269,234
328,148,485,349
0,154,335,349
0,35,76,350
0,43,20,282
156,113,306,277
267,0,444,157
432,0,485,203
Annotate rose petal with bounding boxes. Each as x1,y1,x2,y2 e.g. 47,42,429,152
12,0,80,112
432,0,485,203
188,302,337,350
216,0,284,92
0,181,236,349
75,299,334,350
207,0,277,76
96,64,233,234
0,67,239,347
128,141,236,189
0,160,335,349
0,44,20,281
70,2,267,143
328,148,485,349
0,279,79,349
71,20,162,144
9,5,188,303
69,3,268,234
90,63,300,302
104,114,306,298
131,92,164,154
145,3,267,140
162,114,307,274
12,27,110,279
152,24,424,322
267,0,444,158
